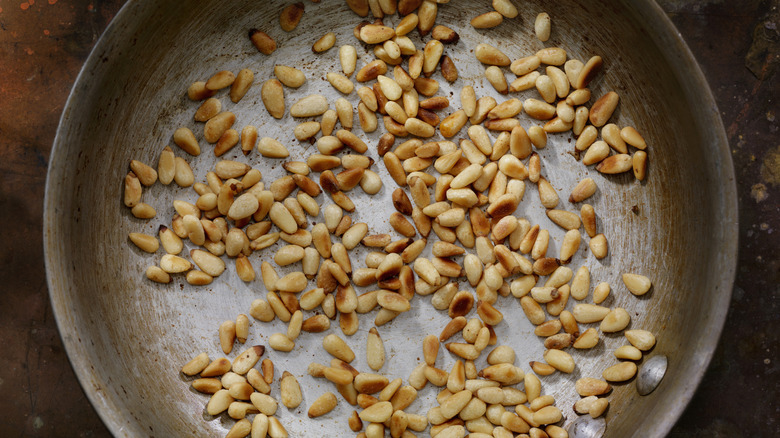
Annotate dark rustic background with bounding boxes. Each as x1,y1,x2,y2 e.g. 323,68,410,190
0,0,777,436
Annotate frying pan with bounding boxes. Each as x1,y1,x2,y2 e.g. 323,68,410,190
44,0,737,436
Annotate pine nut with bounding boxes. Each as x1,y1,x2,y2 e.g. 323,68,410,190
312,31,336,53
589,233,609,259
275,272,307,293
358,327,385,372
290,94,328,117
278,371,303,409
301,314,331,334
389,9,416,32
625,329,656,351
360,24,396,44
575,55,603,89
543,349,574,373
534,12,551,41
485,66,508,94
323,333,355,363
269,333,295,352
249,298,275,323
536,47,567,66
600,307,631,333
248,393,277,417
173,127,201,156
589,91,619,127
603,361,637,382
614,345,642,361
207,389,234,416
471,11,503,29
631,150,648,180
308,392,338,418
621,126,647,149
357,59,388,82
570,328,598,350
267,416,287,438
474,43,510,66
187,81,214,101
523,98,556,120
249,29,276,55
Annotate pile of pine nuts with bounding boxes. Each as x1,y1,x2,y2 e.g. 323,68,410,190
123,1,659,437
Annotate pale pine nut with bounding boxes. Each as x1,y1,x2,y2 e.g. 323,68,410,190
600,307,631,332
543,349,574,373
589,233,609,259
603,361,637,382
290,94,328,117
534,12,551,41
280,371,302,408
625,329,656,351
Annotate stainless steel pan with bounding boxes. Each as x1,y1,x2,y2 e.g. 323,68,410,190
44,0,737,436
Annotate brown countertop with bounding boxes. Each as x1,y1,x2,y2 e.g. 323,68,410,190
0,0,776,436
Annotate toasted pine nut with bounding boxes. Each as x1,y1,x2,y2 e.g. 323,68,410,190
474,43,510,66
471,11,503,28
536,47,567,66
523,98,556,120
621,272,653,296
204,111,235,144
575,55,603,89
360,24,396,44
290,94,328,118
312,31,336,53
614,345,643,361
275,272,307,293
323,333,355,363
260,79,285,119
278,371,303,409
572,303,610,323
589,91,619,127
393,10,418,34
227,68,253,104
187,81,214,101
596,154,633,174
485,66,508,94
249,29,276,55
357,59,388,83
625,329,656,351
589,233,609,259
268,333,295,352
602,361,638,383
535,12,551,41
633,150,648,180
599,307,630,333
307,392,337,418
173,127,201,156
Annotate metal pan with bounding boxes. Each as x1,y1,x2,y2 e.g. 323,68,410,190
44,1,737,436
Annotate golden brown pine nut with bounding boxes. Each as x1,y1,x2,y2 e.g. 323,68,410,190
471,11,503,28
249,29,276,55
589,91,619,127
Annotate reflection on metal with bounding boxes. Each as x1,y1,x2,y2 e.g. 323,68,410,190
568,415,607,438
637,355,668,396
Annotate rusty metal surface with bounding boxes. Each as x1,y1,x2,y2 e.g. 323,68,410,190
0,0,776,437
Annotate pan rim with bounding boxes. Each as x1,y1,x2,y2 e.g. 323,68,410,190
43,0,738,436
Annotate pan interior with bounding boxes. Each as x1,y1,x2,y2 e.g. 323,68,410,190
45,0,736,437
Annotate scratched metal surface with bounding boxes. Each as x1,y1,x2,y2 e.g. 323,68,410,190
43,0,736,437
